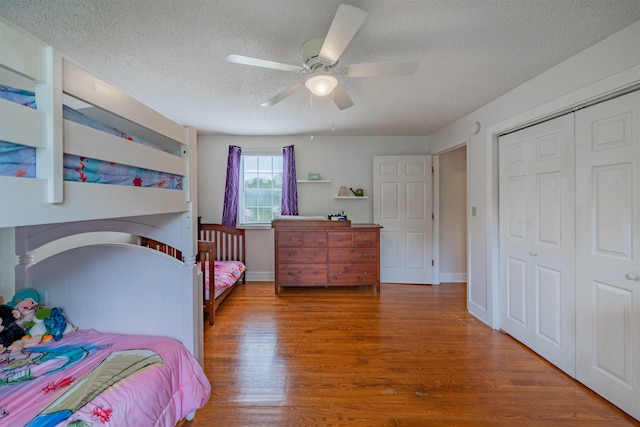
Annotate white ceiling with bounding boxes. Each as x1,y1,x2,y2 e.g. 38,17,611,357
1,1,639,137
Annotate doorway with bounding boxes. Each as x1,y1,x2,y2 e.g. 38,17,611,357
436,145,468,284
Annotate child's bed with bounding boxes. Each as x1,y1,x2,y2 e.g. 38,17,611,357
0,329,210,426
0,18,209,425
142,223,247,325
199,223,246,325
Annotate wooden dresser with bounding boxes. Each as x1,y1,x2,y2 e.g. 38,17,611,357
272,219,382,294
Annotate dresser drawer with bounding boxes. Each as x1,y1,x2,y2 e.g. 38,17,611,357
278,264,328,284
329,264,378,284
277,231,303,247
273,221,381,293
328,247,378,263
327,231,353,247
277,247,327,263
353,231,378,247
303,231,327,247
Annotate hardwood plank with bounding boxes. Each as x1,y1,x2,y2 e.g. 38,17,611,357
183,282,639,426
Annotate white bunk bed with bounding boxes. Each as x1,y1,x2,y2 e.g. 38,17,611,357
0,19,208,425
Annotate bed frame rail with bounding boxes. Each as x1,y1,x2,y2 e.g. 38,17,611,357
0,19,194,228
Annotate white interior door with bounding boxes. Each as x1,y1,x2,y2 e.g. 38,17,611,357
373,155,433,284
498,114,576,375
575,90,640,420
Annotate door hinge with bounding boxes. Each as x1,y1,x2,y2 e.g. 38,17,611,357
432,213,435,220
432,260,435,266
432,166,434,173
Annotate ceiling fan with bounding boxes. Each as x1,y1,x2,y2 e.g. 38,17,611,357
225,4,419,110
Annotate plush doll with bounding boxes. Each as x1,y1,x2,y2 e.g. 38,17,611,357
28,307,76,343
0,304,25,353
44,307,72,341
14,297,39,329
28,307,50,339
7,288,40,309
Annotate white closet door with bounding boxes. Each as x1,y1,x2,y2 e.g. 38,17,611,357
498,114,576,375
575,90,640,420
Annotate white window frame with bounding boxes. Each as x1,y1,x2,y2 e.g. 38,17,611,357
238,152,283,226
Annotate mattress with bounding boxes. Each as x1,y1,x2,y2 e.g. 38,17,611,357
203,260,247,299
0,84,183,189
0,329,210,426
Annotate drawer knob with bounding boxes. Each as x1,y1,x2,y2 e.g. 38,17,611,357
363,253,368,257
338,237,342,241
338,252,343,257
313,236,317,241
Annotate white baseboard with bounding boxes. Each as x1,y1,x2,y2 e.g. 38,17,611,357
245,271,274,282
246,271,465,284
439,272,467,283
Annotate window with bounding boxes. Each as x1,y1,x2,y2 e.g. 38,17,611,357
239,154,283,225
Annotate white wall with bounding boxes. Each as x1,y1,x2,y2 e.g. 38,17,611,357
197,135,428,281
428,19,640,327
438,145,467,283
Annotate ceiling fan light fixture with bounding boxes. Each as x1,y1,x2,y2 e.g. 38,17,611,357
305,74,338,96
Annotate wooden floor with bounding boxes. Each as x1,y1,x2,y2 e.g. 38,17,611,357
185,282,639,426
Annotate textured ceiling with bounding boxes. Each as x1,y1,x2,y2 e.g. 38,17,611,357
1,0,639,137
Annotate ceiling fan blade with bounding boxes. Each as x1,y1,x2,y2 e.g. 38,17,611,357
318,4,367,65
343,61,419,77
331,83,354,110
226,54,303,73
261,82,305,107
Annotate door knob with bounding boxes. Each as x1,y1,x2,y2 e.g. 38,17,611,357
529,251,537,256
625,273,640,281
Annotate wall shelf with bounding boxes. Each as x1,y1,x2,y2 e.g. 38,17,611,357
297,179,332,183
333,196,369,199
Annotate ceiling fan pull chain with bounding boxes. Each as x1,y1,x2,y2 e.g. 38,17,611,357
332,92,336,132
309,92,314,140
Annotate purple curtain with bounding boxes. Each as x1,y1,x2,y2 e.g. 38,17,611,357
221,145,241,227
281,145,298,215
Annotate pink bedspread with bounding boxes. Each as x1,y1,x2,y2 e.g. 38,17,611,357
203,260,246,299
0,329,210,426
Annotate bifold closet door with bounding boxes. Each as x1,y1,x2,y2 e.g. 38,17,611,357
498,114,576,376
575,90,640,420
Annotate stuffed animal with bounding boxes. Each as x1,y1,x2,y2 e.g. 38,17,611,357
45,307,72,341
28,307,76,343
28,307,50,339
7,288,40,309
14,297,39,329
0,304,25,353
